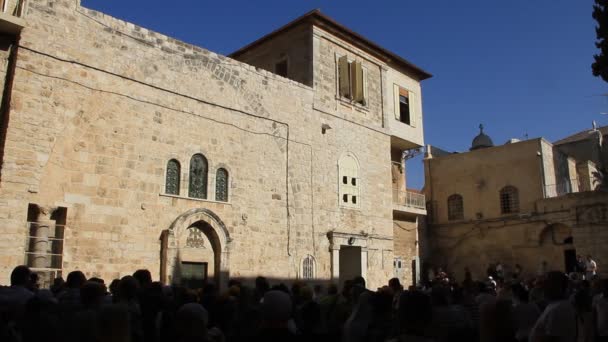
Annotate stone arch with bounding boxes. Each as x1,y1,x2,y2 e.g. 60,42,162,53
537,223,575,273
160,208,232,289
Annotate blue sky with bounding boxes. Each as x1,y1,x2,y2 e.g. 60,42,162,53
81,0,607,189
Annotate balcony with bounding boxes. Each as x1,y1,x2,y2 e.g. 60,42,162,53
0,0,26,35
393,189,427,216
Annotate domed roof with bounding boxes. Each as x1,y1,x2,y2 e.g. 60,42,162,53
470,124,494,151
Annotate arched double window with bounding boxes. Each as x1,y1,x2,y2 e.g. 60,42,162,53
500,186,519,214
189,154,208,199
339,153,360,208
302,255,315,279
165,159,181,195
215,168,229,202
447,194,464,221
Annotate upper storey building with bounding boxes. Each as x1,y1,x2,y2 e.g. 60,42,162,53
0,1,431,288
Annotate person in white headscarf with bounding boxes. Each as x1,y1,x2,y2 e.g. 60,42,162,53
343,290,373,342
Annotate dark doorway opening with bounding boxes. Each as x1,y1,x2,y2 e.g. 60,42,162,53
180,261,208,289
339,246,361,286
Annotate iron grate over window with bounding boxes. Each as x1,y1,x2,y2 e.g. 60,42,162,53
302,255,315,279
215,168,229,202
189,154,208,199
165,159,181,195
447,194,464,221
500,186,519,214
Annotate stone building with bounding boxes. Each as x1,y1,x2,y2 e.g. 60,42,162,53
423,124,608,281
0,0,431,288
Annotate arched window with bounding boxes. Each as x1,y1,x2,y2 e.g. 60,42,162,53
165,159,181,195
189,154,208,199
447,194,464,221
500,186,519,214
302,255,315,279
215,168,229,202
339,153,360,208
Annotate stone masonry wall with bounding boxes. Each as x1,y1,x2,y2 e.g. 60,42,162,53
0,0,398,288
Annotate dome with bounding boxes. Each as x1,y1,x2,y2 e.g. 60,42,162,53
470,124,494,151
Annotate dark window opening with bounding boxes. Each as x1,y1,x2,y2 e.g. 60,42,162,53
275,59,288,77
447,194,464,221
399,95,411,125
351,178,357,186
343,176,348,184
352,196,357,204
500,186,519,214
343,194,348,203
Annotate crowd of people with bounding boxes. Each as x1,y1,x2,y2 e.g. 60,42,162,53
0,262,607,342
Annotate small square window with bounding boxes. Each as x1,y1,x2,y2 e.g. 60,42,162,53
343,176,348,184
342,194,348,203
351,178,357,186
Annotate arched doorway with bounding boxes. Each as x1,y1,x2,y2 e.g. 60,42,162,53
538,223,574,273
160,208,232,289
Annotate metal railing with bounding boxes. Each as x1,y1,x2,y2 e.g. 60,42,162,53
392,189,426,210
544,179,577,198
24,221,64,270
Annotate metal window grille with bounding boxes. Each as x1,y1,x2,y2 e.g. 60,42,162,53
24,221,64,287
447,194,464,220
500,186,519,214
302,255,314,279
215,168,229,202
189,154,208,199
165,159,181,195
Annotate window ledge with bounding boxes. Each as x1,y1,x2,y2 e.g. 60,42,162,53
159,193,232,205
340,205,361,211
336,95,369,112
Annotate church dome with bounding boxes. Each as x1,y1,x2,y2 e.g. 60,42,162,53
470,124,494,151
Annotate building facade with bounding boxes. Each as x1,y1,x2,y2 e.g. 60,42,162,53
0,0,430,288
423,124,608,281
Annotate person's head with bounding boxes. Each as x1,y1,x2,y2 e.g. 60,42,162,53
132,269,152,288
66,270,87,289
81,281,106,308
353,276,366,289
51,277,65,294
544,271,569,301
389,278,402,292
10,265,31,287
255,276,269,290
175,303,208,340
300,285,313,302
118,275,139,301
587,255,593,261
262,290,292,327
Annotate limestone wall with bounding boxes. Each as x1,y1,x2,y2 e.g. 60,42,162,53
425,139,545,223
0,0,399,288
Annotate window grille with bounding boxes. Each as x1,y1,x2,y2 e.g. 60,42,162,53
302,255,315,279
189,154,208,199
165,159,181,195
500,186,519,214
215,168,229,202
447,194,464,220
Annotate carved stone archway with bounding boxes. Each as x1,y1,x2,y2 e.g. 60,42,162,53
160,208,232,289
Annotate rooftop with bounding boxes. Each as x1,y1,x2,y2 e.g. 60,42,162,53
554,124,608,145
229,9,432,81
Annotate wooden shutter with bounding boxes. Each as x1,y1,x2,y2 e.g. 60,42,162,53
338,55,350,98
408,92,416,127
352,61,364,103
